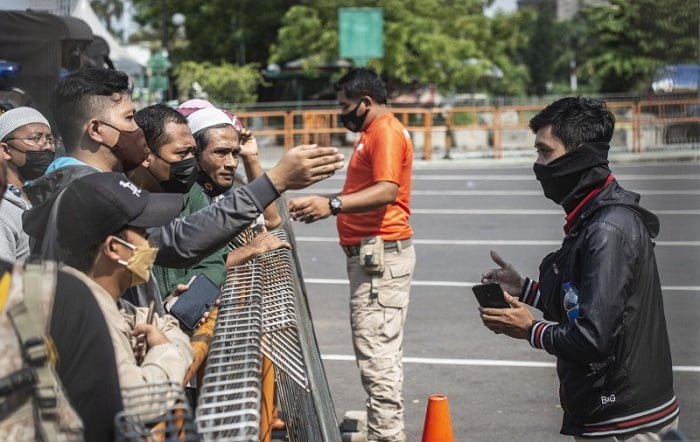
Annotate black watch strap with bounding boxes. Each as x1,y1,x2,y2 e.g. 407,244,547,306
329,196,342,215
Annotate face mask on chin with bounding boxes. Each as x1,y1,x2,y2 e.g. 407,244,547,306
113,236,159,288
197,169,231,198
99,121,149,172
339,101,369,132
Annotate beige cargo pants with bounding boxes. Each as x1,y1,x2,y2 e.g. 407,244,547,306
347,245,415,442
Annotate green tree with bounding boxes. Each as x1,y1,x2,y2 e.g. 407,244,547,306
91,0,124,36
521,7,565,96
173,61,263,104
576,0,700,93
132,0,296,66
269,0,532,96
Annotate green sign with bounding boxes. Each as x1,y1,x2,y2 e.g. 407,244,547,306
338,7,384,66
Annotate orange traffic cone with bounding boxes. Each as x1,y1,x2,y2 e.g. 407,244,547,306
421,394,455,442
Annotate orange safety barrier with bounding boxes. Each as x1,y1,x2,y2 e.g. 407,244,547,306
229,97,700,160
184,306,219,385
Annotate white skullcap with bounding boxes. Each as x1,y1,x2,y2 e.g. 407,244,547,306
0,107,50,142
187,108,233,135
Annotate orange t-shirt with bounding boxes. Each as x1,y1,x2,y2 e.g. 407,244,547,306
337,112,414,245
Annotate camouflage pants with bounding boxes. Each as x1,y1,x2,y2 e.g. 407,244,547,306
347,245,415,442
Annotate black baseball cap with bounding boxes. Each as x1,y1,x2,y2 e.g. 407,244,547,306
57,172,183,251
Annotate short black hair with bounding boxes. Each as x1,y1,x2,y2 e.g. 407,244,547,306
192,123,231,158
334,68,388,104
135,104,188,154
51,68,132,150
59,242,101,273
529,97,615,151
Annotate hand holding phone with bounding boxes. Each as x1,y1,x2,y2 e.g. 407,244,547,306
472,283,511,309
168,274,221,330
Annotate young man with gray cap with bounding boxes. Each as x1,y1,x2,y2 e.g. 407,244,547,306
0,106,56,262
55,171,194,396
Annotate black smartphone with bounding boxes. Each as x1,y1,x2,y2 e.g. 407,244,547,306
472,283,510,309
168,274,220,330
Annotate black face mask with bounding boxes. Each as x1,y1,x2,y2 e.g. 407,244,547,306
533,142,611,210
197,169,231,198
159,156,199,194
17,150,55,180
339,101,369,132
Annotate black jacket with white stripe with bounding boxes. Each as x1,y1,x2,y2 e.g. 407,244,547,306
520,181,678,438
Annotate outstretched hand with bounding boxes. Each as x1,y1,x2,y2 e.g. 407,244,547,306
288,196,332,223
266,145,344,192
480,250,525,297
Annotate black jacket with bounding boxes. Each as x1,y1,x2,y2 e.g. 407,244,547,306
520,181,678,437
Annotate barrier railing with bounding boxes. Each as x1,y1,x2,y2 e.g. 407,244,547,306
231,98,700,159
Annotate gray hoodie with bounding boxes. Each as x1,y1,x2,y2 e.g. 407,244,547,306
0,185,30,262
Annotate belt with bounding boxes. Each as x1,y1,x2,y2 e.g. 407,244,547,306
342,238,412,257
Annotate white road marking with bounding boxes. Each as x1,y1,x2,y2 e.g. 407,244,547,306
296,237,700,247
304,278,700,292
411,209,700,215
326,174,700,181
320,354,700,372
291,189,700,196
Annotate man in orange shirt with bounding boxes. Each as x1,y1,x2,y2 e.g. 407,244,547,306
289,68,415,442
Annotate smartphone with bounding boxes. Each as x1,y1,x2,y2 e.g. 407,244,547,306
168,274,220,330
472,283,510,309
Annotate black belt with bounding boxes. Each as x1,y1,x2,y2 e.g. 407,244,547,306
342,238,412,257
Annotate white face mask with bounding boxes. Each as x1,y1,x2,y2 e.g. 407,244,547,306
113,236,159,287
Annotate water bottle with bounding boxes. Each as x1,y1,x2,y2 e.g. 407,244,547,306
562,282,580,321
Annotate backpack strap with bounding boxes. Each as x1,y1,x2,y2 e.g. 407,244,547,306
6,261,61,442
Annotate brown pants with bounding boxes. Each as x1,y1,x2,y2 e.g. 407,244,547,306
347,245,415,442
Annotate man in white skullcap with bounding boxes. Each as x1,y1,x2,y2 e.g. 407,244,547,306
0,106,55,261
187,107,281,230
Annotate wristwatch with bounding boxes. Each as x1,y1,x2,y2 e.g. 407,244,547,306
329,196,343,215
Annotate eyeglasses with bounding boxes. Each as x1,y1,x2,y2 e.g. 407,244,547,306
4,133,56,147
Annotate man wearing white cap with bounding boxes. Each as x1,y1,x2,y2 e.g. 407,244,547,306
187,107,281,229
0,106,55,261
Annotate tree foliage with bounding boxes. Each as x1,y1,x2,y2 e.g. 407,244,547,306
91,0,124,36
132,0,295,66
575,0,700,93
172,61,263,104
269,0,533,95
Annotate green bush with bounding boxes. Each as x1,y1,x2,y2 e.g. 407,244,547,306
173,61,263,104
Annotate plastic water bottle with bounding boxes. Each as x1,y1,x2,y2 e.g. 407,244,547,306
563,282,580,321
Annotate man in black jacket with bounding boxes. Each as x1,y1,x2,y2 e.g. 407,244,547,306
479,97,678,439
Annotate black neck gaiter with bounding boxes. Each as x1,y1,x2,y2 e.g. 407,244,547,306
533,142,611,213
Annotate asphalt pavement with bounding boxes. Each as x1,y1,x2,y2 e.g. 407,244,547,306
285,160,700,441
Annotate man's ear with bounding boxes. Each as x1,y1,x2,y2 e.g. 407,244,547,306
86,119,106,145
0,143,11,161
142,148,155,168
103,235,123,262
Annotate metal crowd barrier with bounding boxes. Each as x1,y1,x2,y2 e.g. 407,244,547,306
195,205,341,442
195,262,264,441
115,382,199,442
